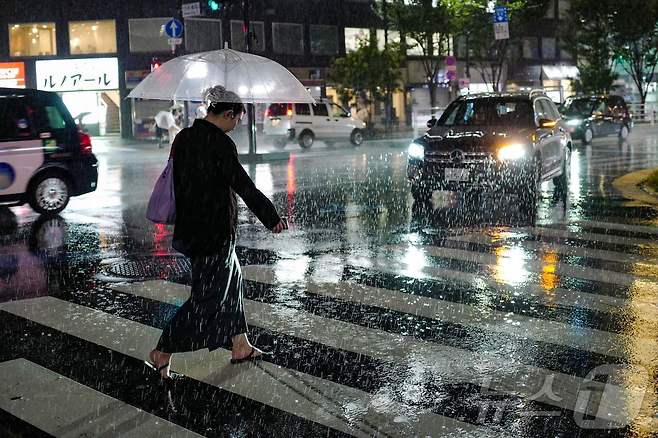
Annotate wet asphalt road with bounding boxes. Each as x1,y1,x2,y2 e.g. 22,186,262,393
1,126,658,437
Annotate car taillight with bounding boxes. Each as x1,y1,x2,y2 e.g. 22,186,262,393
287,103,293,118
78,131,92,155
265,108,270,117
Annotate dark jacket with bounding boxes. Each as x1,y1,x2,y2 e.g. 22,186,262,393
171,119,280,256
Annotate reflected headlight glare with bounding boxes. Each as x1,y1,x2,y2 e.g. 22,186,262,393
497,143,526,160
567,119,582,126
408,142,425,159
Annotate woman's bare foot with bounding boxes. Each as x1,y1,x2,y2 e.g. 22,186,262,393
148,349,172,379
231,334,263,361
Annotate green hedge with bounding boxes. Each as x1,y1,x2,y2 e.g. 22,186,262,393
647,169,658,192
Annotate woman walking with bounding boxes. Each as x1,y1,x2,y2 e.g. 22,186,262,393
148,86,287,379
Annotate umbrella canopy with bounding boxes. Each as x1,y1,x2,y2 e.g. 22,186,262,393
127,48,315,104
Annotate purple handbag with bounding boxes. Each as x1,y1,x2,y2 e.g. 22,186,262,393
146,158,176,224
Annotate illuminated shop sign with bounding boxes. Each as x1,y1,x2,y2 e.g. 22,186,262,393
36,57,119,92
0,62,26,88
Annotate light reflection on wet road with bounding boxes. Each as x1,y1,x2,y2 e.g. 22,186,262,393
1,127,658,437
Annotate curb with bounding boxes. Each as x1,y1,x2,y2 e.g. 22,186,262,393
611,167,658,207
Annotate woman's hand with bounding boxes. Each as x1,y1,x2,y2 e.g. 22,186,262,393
271,218,289,233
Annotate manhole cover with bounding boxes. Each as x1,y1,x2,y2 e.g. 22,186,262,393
107,257,190,279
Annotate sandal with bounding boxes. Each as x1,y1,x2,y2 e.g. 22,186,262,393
230,347,264,364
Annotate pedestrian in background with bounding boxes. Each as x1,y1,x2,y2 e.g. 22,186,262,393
147,86,288,379
154,104,183,149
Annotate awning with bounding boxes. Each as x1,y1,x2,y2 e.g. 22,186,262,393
541,65,579,80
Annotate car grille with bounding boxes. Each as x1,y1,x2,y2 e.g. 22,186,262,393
425,150,493,164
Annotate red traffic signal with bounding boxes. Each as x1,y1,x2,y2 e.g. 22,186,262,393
150,58,162,72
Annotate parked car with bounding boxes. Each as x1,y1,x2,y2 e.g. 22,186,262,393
263,100,367,149
0,88,98,215
559,95,632,144
407,90,571,214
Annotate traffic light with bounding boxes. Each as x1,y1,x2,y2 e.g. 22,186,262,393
203,0,225,16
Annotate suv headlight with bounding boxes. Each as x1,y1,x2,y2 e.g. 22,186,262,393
497,143,526,161
408,142,425,160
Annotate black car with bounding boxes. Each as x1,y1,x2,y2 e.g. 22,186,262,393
0,88,98,215
407,91,571,213
559,95,632,144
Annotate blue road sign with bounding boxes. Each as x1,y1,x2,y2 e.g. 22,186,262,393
165,18,184,38
494,6,509,23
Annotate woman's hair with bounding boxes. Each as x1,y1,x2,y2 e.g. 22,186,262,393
203,85,245,116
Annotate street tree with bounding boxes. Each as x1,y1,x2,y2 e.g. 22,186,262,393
378,0,451,109
446,0,550,92
610,1,658,109
560,0,618,94
328,33,404,125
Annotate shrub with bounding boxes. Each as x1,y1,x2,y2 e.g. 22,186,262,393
646,169,658,192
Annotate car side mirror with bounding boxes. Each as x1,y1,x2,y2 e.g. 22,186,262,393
427,118,437,128
538,118,556,128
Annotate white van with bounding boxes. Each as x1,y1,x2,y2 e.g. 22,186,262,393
263,101,366,149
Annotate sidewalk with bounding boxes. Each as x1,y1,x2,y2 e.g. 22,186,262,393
612,168,658,208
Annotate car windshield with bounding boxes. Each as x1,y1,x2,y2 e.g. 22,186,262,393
437,98,534,127
561,99,597,116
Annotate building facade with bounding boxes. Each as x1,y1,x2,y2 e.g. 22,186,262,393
0,0,383,138
10,1,636,138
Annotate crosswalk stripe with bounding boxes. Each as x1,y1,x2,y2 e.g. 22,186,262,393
573,220,658,236
0,358,202,438
0,297,496,438
105,280,646,424
345,252,658,323
239,265,657,356
384,243,651,288
528,226,658,247
448,232,658,267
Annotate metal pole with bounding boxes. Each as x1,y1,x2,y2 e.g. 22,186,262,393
465,34,470,80
383,0,391,135
243,0,257,155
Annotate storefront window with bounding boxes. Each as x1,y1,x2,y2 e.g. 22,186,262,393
231,21,265,53
272,23,303,55
544,0,555,18
128,18,171,53
344,27,369,52
406,33,438,56
558,0,569,19
375,29,400,51
523,37,539,59
542,38,556,59
69,20,116,54
185,18,222,53
9,23,57,57
310,25,338,55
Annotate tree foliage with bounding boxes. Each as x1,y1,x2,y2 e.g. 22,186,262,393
380,0,549,95
609,1,658,104
560,0,618,94
446,0,550,92
562,1,658,103
378,0,451,108
328,33,404,121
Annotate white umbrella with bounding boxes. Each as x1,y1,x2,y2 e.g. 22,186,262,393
127,48,315,104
